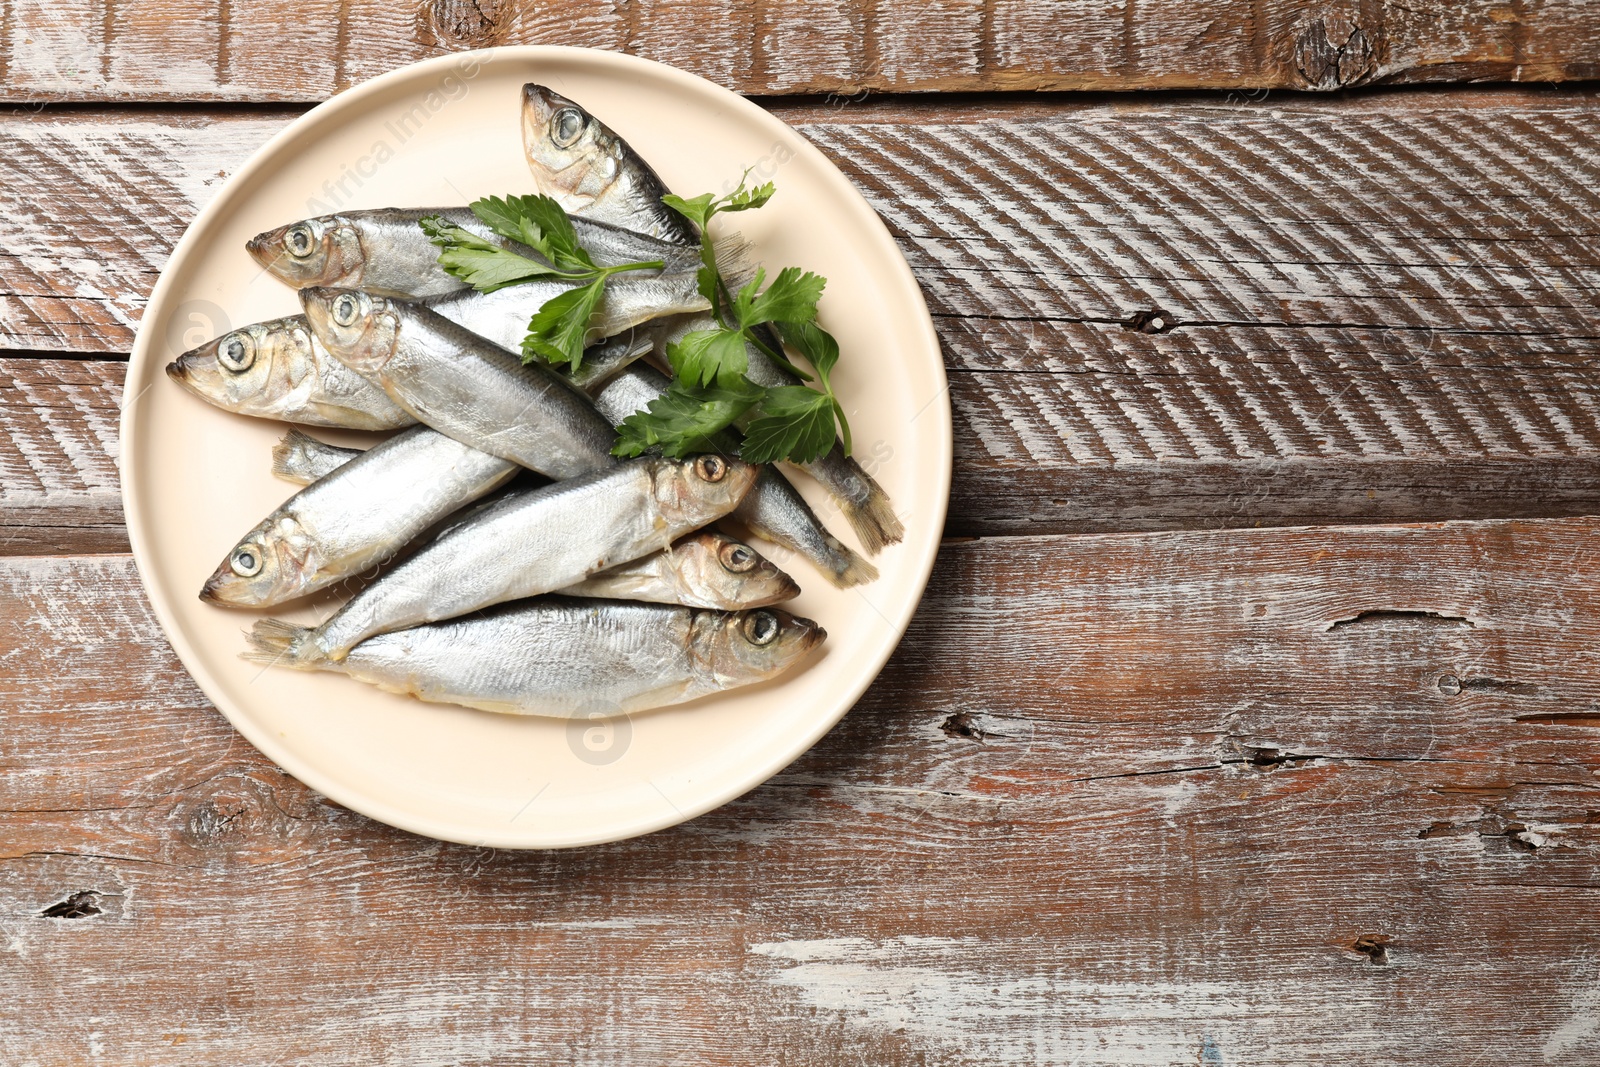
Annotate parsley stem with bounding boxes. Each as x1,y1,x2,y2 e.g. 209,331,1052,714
597,259,665,278
833,398,853,455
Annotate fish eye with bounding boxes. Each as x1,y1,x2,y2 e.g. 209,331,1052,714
694,455,727,482
719,541,757,573
743,611,780,646
332,293,364,327
216,331,255,372
230,544,264,577
551,107,585,148
284,222,318,258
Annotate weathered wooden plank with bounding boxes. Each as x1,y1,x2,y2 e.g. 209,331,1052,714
14,350,1600,553
0,111,286,354
1,0,1597,101
4,519,1600,1064
0,357,123,554
8,95,1600,547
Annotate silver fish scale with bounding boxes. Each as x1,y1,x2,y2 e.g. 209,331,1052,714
234,426,517,602
425,268,705,354
304,458,745,659
341,207,699,300
376,304,617,478
333,599,703,716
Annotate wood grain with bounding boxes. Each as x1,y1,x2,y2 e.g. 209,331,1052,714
5,518,1600,1064
0,111,280,355
7,96,1600,548
0,356,124,554
1,1,1598,100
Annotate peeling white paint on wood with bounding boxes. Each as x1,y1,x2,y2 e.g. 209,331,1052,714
6,525,1600,1062
2,1,1595,101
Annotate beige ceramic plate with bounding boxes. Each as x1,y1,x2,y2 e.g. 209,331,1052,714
122,47,949,848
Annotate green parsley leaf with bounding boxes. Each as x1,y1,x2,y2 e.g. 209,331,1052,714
467,196,547,253
663,176,775,231
776,320,839,379
470,194,596,273
521,277,607,370
612,378,764,459
734,266,825,328
775,320,850,454
666,328,749,389
661,192,718,231
420,216,567,293
721,179,776,214
741,385,838,465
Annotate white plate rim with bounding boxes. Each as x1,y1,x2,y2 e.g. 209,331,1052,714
121,45,951,848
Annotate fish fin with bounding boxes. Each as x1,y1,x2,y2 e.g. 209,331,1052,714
713,231,757,290
743,520,878,589
270,428,323,484
241,618,325,669
835,463,905,555
820,534,878,588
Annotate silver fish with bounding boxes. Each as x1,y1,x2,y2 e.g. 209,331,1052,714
419,249,727,352
166,315,416,430
593,365,877,587
561,530,798,609
568,330,656,392
302,288,617,479
653,313,905,554
245,597,824,718
245,207,700,299
200,426,518,608
270,432,796,610
256,455,758,662
521,84,698,246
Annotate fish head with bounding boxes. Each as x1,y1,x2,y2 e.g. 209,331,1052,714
667,531,799,610
521,83,621,209
653,454,760,528
199,520,310,607
166,317,319,416
247,215,365,288
300,287,400,374
694,608,825,687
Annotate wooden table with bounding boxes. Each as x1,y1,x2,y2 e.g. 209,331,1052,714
6,5,1600,1063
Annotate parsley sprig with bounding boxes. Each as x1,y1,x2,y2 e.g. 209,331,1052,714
420,195,664,372
614,176,853,464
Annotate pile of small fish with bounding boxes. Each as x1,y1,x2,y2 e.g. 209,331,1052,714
165,84,902,720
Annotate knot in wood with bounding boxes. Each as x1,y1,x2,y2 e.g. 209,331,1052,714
420,0,503,48
41,890,103,920
184,797,249,847
1124,308,1175,334
1349,935,1390,964
175,775,284,850
1295,19,1382,90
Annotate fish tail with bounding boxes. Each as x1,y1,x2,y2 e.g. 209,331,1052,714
820,533,879,588
809,454,904,555
270,428,322,483
241,618,328,669
714,231,757,289
838,474,905,555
